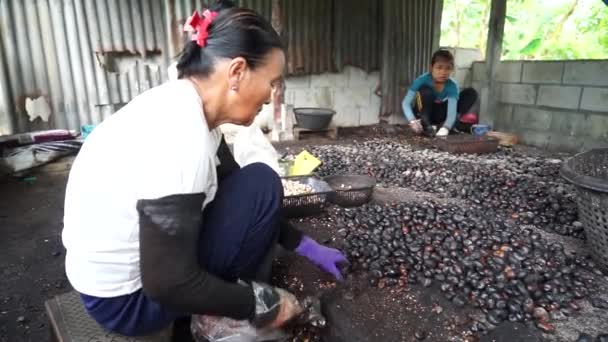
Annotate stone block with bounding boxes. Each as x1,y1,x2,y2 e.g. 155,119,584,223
333,106,360,127
360,91,381,126
499,84,536,105
285,76,310,89
496,62,522,83
472,62,486,82
548,110,586,136
563,61,608,86
292,88,333,108
454,48,483,68
347,66,380,87
537,85,581,110
310,72,348,88
580,87,608,112
333,86,371,110
522,62,564,84
512,106,552,131
587,113,608,140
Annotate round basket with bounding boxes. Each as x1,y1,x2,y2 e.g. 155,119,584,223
561,148,608,272
323,174,376,207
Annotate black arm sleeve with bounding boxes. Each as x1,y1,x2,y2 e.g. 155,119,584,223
216,135,241,181
137,193,255,319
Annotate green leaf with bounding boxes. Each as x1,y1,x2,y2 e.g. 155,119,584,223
519,38,542,55
505,15,517,23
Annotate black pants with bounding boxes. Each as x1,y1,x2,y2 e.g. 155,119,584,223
414,85,478,131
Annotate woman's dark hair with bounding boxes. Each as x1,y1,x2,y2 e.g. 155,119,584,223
177,0,283,79
431,49,455,67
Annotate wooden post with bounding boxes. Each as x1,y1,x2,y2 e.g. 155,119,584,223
483,0,507,126
271,0,284,140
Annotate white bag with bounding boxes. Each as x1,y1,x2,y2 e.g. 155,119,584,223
232,123,280,175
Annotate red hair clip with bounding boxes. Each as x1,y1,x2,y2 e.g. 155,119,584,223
184,10,219,47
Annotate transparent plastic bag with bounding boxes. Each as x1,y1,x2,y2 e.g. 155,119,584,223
232,123,280,174
191,315,290,342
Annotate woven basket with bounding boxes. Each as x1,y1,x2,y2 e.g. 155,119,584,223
323,174,376,207
282,175,333,217
561,148,608,272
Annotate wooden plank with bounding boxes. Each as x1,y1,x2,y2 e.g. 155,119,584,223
293,126,338,140
45,297,70,342
44,291,172,342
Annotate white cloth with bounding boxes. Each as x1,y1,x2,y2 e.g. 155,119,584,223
62,80,222,297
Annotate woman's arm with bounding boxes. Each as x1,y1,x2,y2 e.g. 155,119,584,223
137,193,256,319
402,90,417,122
444,97,457,129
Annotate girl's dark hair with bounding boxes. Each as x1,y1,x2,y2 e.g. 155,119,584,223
431,49,455,67
177,0,283,79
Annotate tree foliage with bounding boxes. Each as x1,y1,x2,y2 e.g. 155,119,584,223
440,0,608,60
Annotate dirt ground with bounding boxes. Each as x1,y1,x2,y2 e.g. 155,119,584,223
0,125,606,342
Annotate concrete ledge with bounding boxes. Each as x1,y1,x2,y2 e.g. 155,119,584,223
537,85,581,110
522,62,564,84
518,129,551,149
580,87,608,112
496,62,522,83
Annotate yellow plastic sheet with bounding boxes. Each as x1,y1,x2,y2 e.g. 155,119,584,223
290,150,322,176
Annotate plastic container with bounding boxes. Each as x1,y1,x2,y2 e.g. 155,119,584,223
294,108,335,131
281,175,334,217
323,174,376,207
561,148,608,272
471,124,491,136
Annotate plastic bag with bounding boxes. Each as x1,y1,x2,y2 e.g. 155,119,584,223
191,315,289,342
232,123,280,175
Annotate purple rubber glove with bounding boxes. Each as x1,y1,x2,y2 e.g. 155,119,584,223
295,236,348,281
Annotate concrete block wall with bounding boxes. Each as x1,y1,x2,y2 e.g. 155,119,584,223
284,66,381,127
442,47,484,88
471,60,608,152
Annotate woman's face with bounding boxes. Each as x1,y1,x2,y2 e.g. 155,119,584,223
430,59,453,84
226,49,285,126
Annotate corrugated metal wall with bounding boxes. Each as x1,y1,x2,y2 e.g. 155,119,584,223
380,0,443,117
0,0,441,134
333,0,382,73
0,0,177,134
283,0,334,76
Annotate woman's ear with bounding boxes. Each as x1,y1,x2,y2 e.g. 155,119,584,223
228,57,248,90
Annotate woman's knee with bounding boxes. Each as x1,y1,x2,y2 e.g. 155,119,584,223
240,163,282,194
460,87,478,102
